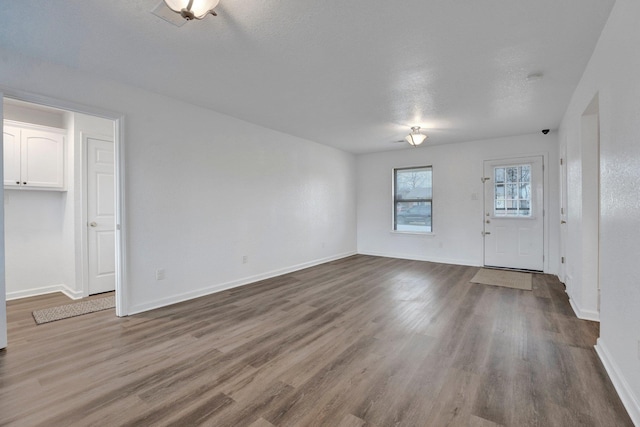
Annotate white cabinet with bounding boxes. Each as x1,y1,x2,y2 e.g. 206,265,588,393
3,122,65,191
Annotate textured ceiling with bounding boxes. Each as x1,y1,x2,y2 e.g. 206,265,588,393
0,1,615,153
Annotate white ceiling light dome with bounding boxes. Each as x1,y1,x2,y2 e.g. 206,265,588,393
164,0,219,20
405,126,428,147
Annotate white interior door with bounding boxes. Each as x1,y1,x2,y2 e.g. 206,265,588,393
87,135,115,295
483,156,544,271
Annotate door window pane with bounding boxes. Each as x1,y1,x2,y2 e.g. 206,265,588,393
493,164,532,217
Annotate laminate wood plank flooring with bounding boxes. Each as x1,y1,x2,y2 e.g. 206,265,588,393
0,255,632,426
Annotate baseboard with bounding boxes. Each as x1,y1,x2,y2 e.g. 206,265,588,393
356,250,480,267
128,251,357,315
6,284,82,301
567,295,600,322
595,339,640,426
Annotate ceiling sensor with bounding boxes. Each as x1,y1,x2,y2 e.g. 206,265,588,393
527,72,544,82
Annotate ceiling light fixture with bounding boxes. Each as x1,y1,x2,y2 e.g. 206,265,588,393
164,0,219,20
405,126,428,147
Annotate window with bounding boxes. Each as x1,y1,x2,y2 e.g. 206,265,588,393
393,166,432,232
493,164,531,217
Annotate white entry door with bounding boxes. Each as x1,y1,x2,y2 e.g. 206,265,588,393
483,156,544,271
87,136,115,295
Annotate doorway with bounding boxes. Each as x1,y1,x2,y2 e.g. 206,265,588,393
1,90,126,349
580,94,601,313
483,156,544,271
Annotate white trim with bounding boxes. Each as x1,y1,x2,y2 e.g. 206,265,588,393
6,284,83,301
0,91,6,349
3,119,67,134
79,131,88,296
0,85,122,121
114,116,127,316
595,339,640,426
0,87,128,318
128,251,357,315
357,250,480,267
568,295,600,322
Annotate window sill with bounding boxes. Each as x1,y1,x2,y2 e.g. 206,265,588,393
390,230,436,236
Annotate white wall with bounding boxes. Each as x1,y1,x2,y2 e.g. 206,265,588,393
4,101,65,129
3,104,74,299
559,0,640,423
0,47,357,316
4,190,70,298
357,133,559,273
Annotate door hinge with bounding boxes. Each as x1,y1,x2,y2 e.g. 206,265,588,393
543,209,545,217
543,255,545,261
481,177,490,183
561,207,564,215
560,158,564,166
561,256,565,264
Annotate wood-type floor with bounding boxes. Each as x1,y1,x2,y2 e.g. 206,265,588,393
0,255,633,426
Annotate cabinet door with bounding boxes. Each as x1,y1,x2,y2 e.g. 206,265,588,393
21,129,65,189
3,126,21,188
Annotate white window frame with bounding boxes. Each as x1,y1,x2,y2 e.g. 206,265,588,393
392,165,433,234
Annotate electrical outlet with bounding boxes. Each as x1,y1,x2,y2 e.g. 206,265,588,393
156,268,165,280
242,255,248,264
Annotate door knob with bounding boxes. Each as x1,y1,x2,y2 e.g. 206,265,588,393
482,231,491,236
561,220,567,224
89,221,98,227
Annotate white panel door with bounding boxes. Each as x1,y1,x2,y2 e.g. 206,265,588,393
3,126,21,188
87,136,116,295
483,156,544,271
21,129,64,188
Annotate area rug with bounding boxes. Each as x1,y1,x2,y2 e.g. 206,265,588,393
470,268,532,291
32,295,115,325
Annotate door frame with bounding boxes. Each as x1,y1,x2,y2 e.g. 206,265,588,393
559,142,568,284
81,132,116,297
0,92,6,349
482,152,550,273
0,86,128,321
